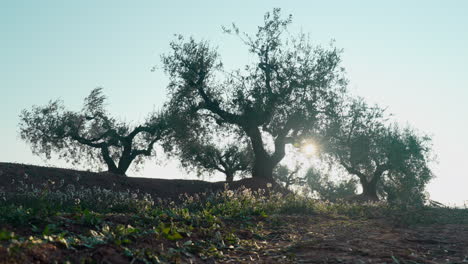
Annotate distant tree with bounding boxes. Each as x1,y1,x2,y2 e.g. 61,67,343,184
175,141,252,182
325,99,434,201
19,88,168,175
161,8,346,180
164,110,252,182
165,115,252,182
273,164,304,189
305,167,358,202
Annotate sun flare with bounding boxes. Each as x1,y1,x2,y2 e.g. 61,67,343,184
302,143,317,156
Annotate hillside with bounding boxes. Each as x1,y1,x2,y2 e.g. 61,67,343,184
0,163,467,263
0,162,273,200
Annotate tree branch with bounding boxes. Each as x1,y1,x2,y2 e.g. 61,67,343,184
339,157,367,182
100,146,117,172
130,133,163,158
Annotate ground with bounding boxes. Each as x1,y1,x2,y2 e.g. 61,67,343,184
0,163,467,263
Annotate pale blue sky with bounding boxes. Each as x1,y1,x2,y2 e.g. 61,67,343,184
1,1,467,205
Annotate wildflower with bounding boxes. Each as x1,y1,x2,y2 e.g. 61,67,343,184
225,190,234,198
242,188,252,197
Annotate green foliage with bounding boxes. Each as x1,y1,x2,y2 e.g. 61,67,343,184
0,229,16,241
0,205,35,226
167,119,253,181
162,8,347,179
0,181,154,228
76,209,103,226
323,98,434,203
379,127,434,206
305,167,358,202
156,222,184,241
273,164,305,189
19,88,169,175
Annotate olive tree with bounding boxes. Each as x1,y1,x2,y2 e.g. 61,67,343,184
325,98,434,201
161,8,347,180
169,114,252,182
174,141,252,182
305,167,358,202
273,164,303,189
379,126,434,206
19,88,168,175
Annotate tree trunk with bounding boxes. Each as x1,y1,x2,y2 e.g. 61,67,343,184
359,177,379,201
252,156,275,180
108,167,127,176
101,147,122,175
225,171,234,182
115,154,133,176
245,125,276,180
359,166,388,201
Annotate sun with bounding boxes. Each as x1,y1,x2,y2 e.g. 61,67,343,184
302,143,317,156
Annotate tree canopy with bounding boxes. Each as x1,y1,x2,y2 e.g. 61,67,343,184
162,8,347,180
305,166,358,202
323,98,434,201
19,88,168,175
166,112,252,182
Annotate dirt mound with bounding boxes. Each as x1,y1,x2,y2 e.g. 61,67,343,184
0,162,277,200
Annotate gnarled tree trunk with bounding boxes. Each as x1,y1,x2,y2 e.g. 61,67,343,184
359,177,379,201
101,146,131,176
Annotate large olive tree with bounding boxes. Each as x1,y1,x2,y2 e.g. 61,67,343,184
19,88,168,175
162,9,347,180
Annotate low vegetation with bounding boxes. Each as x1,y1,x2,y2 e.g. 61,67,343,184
0,176,467,263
